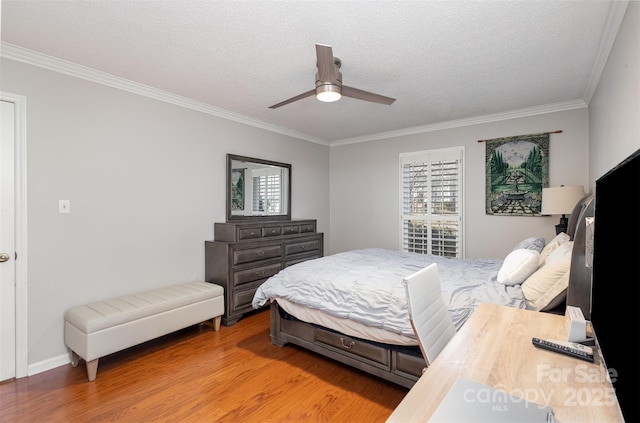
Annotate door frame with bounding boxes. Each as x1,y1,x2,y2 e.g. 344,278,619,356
1,92,28,378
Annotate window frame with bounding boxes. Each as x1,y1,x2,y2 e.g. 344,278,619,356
399,146,465,258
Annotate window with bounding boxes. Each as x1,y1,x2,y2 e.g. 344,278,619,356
400,147,464,258
252,170,282,215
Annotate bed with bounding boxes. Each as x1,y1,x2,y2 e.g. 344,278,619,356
252,195,595,388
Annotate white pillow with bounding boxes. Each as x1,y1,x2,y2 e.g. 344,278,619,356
545,240,573,264
498,249,541,286
538,232,571,265
522,241,573,311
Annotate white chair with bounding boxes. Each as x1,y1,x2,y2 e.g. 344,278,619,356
403,263,457,367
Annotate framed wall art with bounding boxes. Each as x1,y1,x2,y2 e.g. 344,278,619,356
484,132,551,216
230,168,245,211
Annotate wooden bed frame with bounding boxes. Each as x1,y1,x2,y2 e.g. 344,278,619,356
269,195,595,388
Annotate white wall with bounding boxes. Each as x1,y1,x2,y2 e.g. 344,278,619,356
589,1,640,184
330,108,589,259
0,58,330,369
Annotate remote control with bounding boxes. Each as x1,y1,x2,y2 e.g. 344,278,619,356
546,339,594,356
532,338,594,362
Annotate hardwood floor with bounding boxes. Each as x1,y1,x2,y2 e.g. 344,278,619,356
0,309,409,422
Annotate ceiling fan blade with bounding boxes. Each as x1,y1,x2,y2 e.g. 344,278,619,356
316,44,338,83
268,89,316,109
342,85,396,105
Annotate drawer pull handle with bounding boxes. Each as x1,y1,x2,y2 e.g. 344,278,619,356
250,232,256,236
271,230,277,234
256,271,266,277
255,251,265,256
340,337,355,350
300,244,306,250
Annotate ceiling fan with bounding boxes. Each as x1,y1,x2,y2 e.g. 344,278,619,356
268,44,396,109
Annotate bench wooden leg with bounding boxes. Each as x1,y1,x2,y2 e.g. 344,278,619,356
202,316,222,332
86,359,99,381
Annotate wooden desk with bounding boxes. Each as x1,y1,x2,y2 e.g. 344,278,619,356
387,303,622,422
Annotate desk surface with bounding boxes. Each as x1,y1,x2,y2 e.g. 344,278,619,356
387,303,622,422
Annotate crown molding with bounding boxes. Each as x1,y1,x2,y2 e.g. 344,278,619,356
331,1,627,147
3,33,610,148
0,42,329,146
330,99,588,146
582,1,629,104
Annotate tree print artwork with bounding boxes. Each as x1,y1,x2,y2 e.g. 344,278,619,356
485,133,549,216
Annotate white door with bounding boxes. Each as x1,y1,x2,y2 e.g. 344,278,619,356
0,99,16,381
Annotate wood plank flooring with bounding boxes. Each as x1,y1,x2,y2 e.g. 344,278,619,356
0,309,409,422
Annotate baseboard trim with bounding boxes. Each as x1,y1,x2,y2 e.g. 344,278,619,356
28,353,69,377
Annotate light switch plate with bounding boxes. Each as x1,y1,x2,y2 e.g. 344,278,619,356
59,200,70,213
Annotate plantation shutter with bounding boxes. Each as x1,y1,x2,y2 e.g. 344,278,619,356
400,147,464,258
252,170,282,215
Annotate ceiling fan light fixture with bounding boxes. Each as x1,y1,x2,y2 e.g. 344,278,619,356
315,84,342,102
268,44,395,109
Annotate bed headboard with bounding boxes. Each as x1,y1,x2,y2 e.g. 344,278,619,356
565,194,595,320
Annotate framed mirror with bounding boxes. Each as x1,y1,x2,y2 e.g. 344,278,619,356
226,154,291,222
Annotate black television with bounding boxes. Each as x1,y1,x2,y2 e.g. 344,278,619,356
591,147,640,422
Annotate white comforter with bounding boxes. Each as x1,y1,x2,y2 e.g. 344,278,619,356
252,248,526,339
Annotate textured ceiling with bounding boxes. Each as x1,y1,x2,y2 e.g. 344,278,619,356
0,1,625,145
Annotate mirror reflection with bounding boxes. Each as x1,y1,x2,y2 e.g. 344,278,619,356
227,154,291,221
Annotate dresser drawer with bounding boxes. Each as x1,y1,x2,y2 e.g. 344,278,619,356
233,245,282,265
237,227,263,240
232,283,263,312
285,252,321,268
285,238,321,256
315,329,390,368
300,222,316,233
215,219,317,242
282,224,300,236
233,262,282,287
262,226,283,237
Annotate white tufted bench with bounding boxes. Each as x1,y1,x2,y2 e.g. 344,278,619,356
64,281,224,381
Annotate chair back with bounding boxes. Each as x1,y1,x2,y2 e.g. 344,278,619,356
403,263,457,366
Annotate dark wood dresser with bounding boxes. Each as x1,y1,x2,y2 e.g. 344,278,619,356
205,219,323,326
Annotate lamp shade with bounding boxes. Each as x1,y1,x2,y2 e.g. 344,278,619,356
541,186,585,215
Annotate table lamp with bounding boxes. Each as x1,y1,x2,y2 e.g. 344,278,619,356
541,185,585,234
